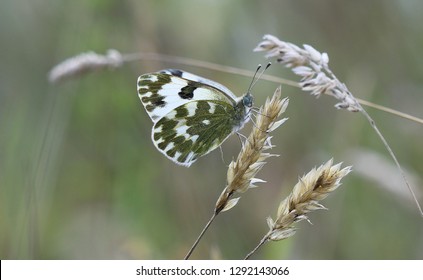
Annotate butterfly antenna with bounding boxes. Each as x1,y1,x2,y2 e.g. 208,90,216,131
248,62,271,93
247,64,262,93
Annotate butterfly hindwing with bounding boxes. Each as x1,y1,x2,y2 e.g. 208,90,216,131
152,99,246,167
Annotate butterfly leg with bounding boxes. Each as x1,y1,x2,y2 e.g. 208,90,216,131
249,110,272,134
236,132,249,148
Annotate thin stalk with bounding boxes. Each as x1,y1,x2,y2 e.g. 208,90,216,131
360,108,423,216
244,232,271,260
184,212,217,260
50,51,423,125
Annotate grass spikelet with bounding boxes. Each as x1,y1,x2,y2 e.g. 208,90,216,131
245,159,352,259
254,34,360,112
215,86,289,214
48,49,123,83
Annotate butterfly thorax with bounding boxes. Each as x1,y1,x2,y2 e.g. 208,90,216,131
231,93,253,131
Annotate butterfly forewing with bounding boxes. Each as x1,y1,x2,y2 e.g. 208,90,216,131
159,69,238,101
137,71,236,122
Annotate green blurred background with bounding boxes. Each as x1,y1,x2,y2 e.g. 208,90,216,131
1,0,422,259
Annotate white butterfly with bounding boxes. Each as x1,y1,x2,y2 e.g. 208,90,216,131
137,66,268,167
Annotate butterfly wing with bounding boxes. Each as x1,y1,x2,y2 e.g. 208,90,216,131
152,99,247,167
159,69,238,101
137,70,237,122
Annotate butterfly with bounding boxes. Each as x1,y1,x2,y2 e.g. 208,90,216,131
137,65,269,167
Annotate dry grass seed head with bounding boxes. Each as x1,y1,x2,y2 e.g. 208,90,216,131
254,34,361,112
48,49,123,83
215,86,289,213
267,159,352,241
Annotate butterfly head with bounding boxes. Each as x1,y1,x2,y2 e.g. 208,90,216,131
242,62,271,109
242,92,254,108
